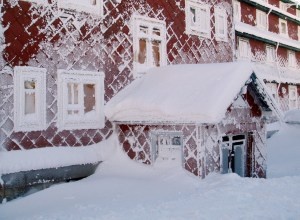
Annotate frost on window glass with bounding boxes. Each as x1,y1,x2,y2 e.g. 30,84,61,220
84,84,96,115
67,83,79,116
152,41,161,67
24,80,36,115
190,7,196,25
138,39,147,64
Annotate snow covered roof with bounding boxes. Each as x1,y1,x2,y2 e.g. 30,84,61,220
105,62,258,124
253,63,300,84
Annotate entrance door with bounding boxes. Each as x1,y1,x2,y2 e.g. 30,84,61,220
221,135,246,177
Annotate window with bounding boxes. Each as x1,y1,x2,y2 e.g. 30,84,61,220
279,19,288,37
256,10,267,30
288,51,297,68
14,66,46,132
185,0,210,38
266,83,278,101
279,2,288,12
238,38,251,59
215,7,228,41
132,15,166,75
288,85,298,109
297,9,300,18
233,0,241,22
266,45,275,63
57,70,104,130
298,26,300,41
57,0,103,16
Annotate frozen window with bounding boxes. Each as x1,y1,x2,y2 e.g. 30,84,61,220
256,10,267,30
57,70,105,130
233,0,241,22
185,0,210,38
14,66,46,132
132,15,166,75
266,83,278,101
279,19,288,37
57,0,103,16
288,51,297,68
279,2,288,12
238,38,251,60
266,45,275,63
288,85,298,109
215,7,228,42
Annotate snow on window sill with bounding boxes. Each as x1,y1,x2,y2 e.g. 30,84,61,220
57,0,103,16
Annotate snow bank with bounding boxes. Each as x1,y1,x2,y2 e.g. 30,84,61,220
0,137,115,175
284,109,300,124
105,61,253,124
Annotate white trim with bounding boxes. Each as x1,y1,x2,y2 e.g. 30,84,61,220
14,66,47,132
132,15,167,76
288,50,297,68
215,7,228,42
185,0,211,38
238,38,251,60
57,0,103,16
233,0,241,22
57,70,105,130
279,18,288,37
288,85,298,109
266,45,275,63
266,82,278,101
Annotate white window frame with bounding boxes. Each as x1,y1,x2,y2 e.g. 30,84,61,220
279,1,288,12
14,66,47,132
279,18,288,37
297,9,300,18
256,9,268,30
57,70,105,130
185,0,211,38
238,38,251,60
233,0,241,22
298,26,300,41
266,83,278,101
288,85,298,109
132,15,167,76
57,0,103,16
215,7,228,42
266,45,275,63
288,50,297,68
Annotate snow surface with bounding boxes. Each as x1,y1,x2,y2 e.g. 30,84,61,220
284,109,300,124
0,138,114,175
1,126,300,219
105,62,254,123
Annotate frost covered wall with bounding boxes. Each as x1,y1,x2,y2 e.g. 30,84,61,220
0,0,235,151
117,90,267,178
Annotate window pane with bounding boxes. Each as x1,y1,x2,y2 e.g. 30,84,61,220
138,39,147,64
24,80,35,89
67,83,79,105
190,7,196,25
218,15,225,34
139,26,148,34
153,28,161,36
25,92,36,115
84,84,96,115
152,41,160,67
281,22,287,34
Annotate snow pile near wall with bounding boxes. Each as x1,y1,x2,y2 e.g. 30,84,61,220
284,109,300,124
0,136,116,175
105,62,253,124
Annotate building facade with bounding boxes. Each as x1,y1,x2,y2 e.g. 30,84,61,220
233,0,300,112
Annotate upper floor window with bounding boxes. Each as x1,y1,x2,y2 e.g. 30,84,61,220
297,9,300,18
215,7,228,42
279,2,288,12
279,19,288,37
256,10,267,30
57,70,105,130
233,0,241,22
238,38,251,59
298,26,300,41
14,66,47,132
266,83,278,101
288,85,298,110
58,0,103,16
266,45,275,63
288,51,297,68
185,0,211,38
132,15,167,75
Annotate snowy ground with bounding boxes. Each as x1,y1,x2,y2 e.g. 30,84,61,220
1,124,300,220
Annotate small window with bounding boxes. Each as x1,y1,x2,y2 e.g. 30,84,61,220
279,2,288,12
132,15,166,75
57,70,105,130
238,38,251,59
297,9,300,18
185,0,211,38
57,0,103,16
288,51,297,68
256,10,267,30
266,83,278,101
215,7,228,42
279,19,288,37
233,0,241,22
298,26,300,41
288,85,298,109
14,66,47,132
266,45,275,63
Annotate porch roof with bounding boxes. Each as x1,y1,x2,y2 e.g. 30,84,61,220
105,61,271,124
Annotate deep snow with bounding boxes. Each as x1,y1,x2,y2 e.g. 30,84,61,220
1,124,300,219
